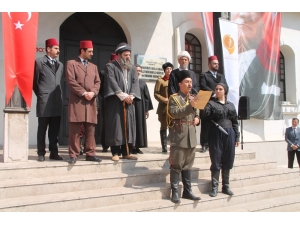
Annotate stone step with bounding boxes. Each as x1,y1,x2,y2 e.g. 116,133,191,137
77,178,300,212
0,168,299,212
205,193,300,212
0,150,256,180
0,158,279,200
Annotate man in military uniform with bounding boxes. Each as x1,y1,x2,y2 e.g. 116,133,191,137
167,70,201,204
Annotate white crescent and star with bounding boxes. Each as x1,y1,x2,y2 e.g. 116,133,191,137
7,12,32,30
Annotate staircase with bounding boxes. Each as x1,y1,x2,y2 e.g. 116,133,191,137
0,147,299,212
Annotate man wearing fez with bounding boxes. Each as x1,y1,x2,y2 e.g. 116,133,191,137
168,50,199,96
98,53,118,153
199,55,228,153
65,40,102,164
33,38,64,162
103,42,141,161
167,70,201,204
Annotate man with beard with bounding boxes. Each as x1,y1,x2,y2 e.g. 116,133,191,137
199,56,228,153
168,51,198,96
103,42,141,161
65,40,102,164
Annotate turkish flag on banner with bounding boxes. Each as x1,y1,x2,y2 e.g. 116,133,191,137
2,12,39,108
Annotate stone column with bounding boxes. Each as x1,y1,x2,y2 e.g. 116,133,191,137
3,87,30,163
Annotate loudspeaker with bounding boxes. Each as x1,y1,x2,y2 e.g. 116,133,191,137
238,96,250,120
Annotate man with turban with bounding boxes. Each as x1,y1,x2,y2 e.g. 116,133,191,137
103,42,141,161
65,40,102,164
33,38,64,162
199,55,228,153
168,50,199,96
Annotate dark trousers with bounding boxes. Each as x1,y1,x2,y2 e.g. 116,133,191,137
69,122,96,158
287,150,300,168
100,97,109,149
208,127,235,171
37,116,61,156
200,110,209,146
111,144,132,157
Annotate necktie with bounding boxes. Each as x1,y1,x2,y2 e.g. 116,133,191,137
294,128,296,137
83,60,87,66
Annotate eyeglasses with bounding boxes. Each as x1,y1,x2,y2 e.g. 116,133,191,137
137,70,142,72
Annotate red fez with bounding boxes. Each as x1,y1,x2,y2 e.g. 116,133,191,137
80,40,93,48
110,53,118,61
45,38,59,48
208,55,218,63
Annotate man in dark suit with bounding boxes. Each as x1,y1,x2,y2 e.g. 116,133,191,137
168,51,198,96
285,118,300,169
33,38,64,162
199,55,228,153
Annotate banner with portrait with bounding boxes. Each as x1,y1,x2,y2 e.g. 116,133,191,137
231,12,282,120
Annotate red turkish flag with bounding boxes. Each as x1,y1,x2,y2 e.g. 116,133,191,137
2,12,39,108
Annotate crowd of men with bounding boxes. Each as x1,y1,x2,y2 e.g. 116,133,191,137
33,37,300,204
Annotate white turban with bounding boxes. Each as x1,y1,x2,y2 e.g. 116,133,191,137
177,51,191,61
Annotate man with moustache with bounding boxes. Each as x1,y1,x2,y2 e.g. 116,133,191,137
167,70,201,203
199,55,228,153
33,38,64,162
103,42,141,161
65,40,102,164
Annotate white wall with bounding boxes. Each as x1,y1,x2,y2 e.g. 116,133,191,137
1,12,300,147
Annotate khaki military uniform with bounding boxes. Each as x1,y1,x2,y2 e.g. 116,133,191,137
167,91,200,173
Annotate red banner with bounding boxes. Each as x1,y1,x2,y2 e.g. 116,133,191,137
2,12,39,108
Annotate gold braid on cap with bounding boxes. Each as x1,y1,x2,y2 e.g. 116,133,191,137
166,93,189,128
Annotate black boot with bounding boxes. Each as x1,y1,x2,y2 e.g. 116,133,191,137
209,170,220,197
222,169,234,196
160,130,167,153
170,169,181,203
181,170,201,201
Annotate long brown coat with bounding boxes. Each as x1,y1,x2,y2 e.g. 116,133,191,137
154,77,169,115
65,58,100,124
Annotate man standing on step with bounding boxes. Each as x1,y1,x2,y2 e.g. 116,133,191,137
199,55,228,153
167,70,201,204
65,40,102,164
33,38,64,162
103,42,141,161
285,118,300,169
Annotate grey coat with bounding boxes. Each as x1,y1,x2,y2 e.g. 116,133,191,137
33,55,63,117
285,126,300,151
103,61,141,146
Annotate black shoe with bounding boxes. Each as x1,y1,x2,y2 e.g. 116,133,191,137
37,156,45,162
68,157,76,164
86,156,102,162
136,148,144,154
79,150,84,155
131,149,138,154
49,154,63,160
102,148,108,152
201,145,208,153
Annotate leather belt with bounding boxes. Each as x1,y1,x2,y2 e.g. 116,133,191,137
180,120,194,126
172,119,194,132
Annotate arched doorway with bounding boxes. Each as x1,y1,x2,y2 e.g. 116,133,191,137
59,12,127,145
